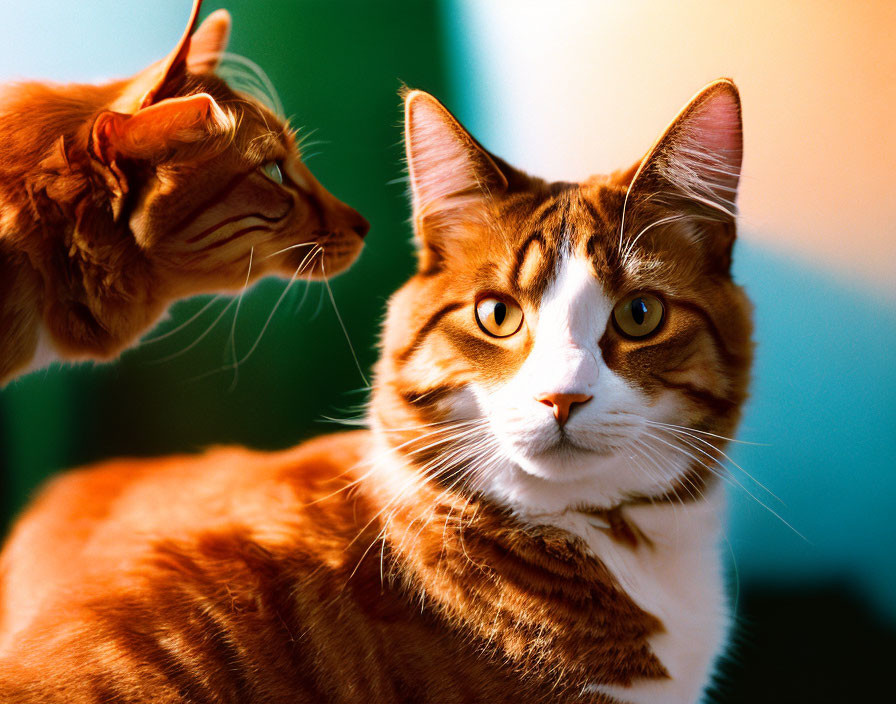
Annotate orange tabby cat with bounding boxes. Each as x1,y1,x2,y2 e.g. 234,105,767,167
0,80,751,703
0,0,367,386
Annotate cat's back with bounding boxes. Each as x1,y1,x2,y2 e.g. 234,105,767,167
0,431,374,657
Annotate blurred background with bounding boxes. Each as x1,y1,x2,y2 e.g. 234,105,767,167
0,1,893,701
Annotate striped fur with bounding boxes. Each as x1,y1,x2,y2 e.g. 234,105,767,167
0,81,751,702
0,0,367,386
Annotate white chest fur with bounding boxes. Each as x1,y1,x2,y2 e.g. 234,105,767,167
555,488,729,704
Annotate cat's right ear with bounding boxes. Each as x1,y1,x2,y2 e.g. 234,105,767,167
404,90,507,261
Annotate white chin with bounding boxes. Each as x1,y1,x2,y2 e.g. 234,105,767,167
479,448,637,515
514,442,615,483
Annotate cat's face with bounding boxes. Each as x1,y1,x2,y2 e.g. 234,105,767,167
90,5,366,299
372,83,752,515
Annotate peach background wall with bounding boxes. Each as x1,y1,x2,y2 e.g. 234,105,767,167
448,0,895,295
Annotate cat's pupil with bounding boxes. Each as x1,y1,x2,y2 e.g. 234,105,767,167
493,302,507,326
631,298,648,326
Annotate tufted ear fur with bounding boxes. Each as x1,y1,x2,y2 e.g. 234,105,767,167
620,79,743,269
626,79,743,221
404,89,507,261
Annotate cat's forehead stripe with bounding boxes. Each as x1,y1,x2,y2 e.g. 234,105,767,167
510,232,547,296
506,187,625,300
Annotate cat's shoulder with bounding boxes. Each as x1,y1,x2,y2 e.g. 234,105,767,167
30,429,371,508
3,430,373,579
0,431,374,649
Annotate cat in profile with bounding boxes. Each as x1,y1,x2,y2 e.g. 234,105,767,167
0,0,368,386
0,79,751,703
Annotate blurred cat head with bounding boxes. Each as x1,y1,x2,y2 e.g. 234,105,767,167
372,82,752,516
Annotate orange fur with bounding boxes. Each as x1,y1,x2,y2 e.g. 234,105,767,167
0,1,367,386
0,434,662,703
0,81,752,702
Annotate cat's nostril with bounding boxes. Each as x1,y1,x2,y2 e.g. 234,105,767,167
536,393,593,427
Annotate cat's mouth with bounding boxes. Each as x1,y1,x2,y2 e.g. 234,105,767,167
531,435,616,460
535,436,615,458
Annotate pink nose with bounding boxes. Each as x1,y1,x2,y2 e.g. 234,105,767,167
535,393,593,427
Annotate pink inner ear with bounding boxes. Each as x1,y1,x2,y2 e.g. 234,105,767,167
657,84,743,217
405,91,507,223
687,89,742,157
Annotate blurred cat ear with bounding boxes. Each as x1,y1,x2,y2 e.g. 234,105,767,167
113,2,230,113
626,79,743,224
138,0,205,109
185,9,231,75
404,90,507,240
91,93,229,191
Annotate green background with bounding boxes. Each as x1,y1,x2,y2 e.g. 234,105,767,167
1,0,445,528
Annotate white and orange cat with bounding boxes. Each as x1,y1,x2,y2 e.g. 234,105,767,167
0,0,367,386
0,80,751,703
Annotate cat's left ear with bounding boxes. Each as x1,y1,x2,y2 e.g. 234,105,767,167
621,79,743,265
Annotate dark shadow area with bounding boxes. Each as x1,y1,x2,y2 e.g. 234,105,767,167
712,583,896,703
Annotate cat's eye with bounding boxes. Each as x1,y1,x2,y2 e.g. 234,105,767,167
613,293,664,339
260,161,283,185
475,296,524,338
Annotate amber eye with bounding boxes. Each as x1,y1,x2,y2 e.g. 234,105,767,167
475,296,524,338
613,293,664,339
259,161,283,185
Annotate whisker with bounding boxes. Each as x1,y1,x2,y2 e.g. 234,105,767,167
320,258,369,388
148,296,238,365
264,241,320,260
182,246,322,385
225,246,322,385
140,295,223,345
646,422,782,505
227,246,254,387
641,431,808,542
647,420,768,446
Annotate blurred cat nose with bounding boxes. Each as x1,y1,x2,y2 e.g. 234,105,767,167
535,393,593,427
351,214,370,239
327,199,369,239
334,206,369,239
339,204,369,239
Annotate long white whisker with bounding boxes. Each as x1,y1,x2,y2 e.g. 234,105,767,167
647,420,767,446
320,258,369,388
141,295,223,345
647,422,783,505
264,241,320,260
642,431,808,542
149,296,238,365
227,246,254,388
